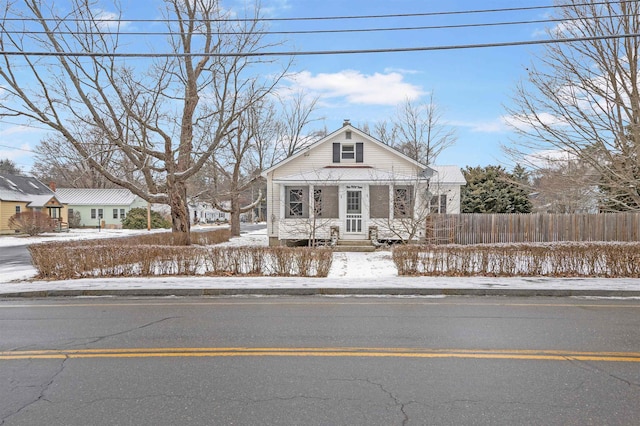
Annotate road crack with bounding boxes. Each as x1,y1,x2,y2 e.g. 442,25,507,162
0,357,68,425
64,316,181,347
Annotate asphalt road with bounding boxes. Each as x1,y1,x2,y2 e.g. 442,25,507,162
1,296,639,425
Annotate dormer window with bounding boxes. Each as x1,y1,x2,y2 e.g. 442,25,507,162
333,142,364,163
341,144,355,160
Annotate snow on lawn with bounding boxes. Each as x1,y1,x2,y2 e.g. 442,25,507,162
0,224,398,283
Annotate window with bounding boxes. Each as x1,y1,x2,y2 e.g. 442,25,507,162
369,185,389,219
113,209,118,219
91,209,96,219
68,208,74,217
98,208,104,219
313,186,338,218
15,206,20,214
345,131,352,140
394,187,413,218
288,188,304,217
430,194,448,214
120,209,125,218
285,187,309,218
341,144,355,160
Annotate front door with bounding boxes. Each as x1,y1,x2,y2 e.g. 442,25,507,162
345,189,362,235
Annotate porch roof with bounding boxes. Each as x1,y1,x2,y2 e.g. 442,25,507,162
272,167,425,184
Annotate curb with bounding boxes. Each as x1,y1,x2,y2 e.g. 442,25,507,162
2,288,640,298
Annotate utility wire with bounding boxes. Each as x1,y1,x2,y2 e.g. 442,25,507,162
0,1,616,23
1,33,638,57
0,14,630,37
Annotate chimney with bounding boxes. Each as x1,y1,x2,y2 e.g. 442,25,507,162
49,181,56,192
343,118,350,127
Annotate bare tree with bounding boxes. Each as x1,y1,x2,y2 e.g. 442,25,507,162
374,93,457,165
0,0,286,244
275,90,321,159
209,102,264,237
31,131,124,188
505,0,640,211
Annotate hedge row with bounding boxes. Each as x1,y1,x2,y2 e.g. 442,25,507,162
29,244,333,280
392,242,640,277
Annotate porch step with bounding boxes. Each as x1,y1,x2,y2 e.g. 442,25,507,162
333,239,376,252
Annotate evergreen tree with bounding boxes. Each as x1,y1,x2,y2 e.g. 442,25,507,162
461,165,533,213
0,158,22,175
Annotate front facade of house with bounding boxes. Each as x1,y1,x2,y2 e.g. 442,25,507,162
55,188,147,228
189,201,231,224
0,174,67,234
262,123,466,246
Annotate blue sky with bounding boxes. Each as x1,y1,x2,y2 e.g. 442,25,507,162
0,0,554,173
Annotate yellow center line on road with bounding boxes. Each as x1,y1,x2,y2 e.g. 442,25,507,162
2,347,639,362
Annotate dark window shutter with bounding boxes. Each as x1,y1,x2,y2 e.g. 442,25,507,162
356,142,363,163
333,143,340,163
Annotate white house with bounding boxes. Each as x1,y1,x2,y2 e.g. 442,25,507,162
261,122,466,246
188,200,230,224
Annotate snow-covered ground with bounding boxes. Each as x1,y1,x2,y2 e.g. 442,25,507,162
1,225,640,296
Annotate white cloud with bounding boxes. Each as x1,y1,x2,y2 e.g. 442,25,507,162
502,112,568,131
93,9,130,30
287,70,424,106
450,118,510,133
524,149,576,168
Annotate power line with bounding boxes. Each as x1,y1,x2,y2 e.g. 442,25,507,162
0,1,615,23
0,143,33,153
1,33,638,58
0,14,630,37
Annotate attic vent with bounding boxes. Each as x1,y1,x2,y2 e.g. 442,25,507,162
345,131,352,140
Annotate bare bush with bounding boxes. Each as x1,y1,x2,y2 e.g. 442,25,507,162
8,212,56,236
392,242,640,277
29,243,332,280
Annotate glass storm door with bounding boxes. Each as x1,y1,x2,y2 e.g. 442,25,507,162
345,190,362,233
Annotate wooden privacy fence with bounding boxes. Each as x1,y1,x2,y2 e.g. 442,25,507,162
425,213,640,244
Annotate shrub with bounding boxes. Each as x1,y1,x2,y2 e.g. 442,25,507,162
121,207,171,229
8,211,56,235
392,242,640,278
29,242,333,280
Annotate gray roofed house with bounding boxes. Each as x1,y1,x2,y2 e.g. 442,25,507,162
0,173,66,234
55,188,147,228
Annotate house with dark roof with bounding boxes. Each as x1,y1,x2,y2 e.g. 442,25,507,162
55,188,147,228
261,122,466,247
0,173,67,234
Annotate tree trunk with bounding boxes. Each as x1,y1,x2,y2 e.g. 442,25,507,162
230,196,241,237
169,182,191,245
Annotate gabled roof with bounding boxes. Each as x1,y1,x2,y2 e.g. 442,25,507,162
0,173,55,202
262,123,432,176
55,188,141,206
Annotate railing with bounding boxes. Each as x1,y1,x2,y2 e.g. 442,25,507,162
346,214,362,233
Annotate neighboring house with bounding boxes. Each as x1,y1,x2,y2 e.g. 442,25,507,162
188,200,230,224
55,188,147,228
0,173,67,234
262,121,466,246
